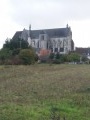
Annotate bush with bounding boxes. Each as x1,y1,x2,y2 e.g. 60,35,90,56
49,53,55,59
53,59,61,64
0,48,12,64
49,53,64,64
0,48,12,60
67,53,80,62
19,49,35,65
35,54,39,61
12,48,21,56
11,56,23,65
39,55,49,63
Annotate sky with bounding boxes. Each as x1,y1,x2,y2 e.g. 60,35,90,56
0,0,90,48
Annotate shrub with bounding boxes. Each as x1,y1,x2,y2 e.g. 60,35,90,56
67,53,80,62
0,48,12,60
0,48,12,64
49,53,55,59
11,55,23,65
19,49,35,65
35,54,39,61
53,59,61,64
12,48,21,56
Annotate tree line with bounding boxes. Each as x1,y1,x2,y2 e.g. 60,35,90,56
0,38,88,65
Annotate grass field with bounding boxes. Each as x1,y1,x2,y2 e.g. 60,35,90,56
0,64,90,120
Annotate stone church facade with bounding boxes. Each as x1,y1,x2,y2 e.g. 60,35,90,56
12,24,74,54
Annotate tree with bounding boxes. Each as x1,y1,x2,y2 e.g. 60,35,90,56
3,38,29,50
55,53,60,59
0,37,36,65
49,53,55,60
0,48,12,60
12,48,21,56
81,55,88,62
49,53,67,64
19,49,35,65
67,53,80,62
0,48,12,64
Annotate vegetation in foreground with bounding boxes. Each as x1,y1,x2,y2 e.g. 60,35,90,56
0,64,90,120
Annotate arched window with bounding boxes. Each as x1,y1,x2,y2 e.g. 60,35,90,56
53,40,56,47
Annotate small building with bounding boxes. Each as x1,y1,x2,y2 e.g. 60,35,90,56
75,47,90,60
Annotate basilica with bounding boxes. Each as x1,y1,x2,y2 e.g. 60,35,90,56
12,24,74,54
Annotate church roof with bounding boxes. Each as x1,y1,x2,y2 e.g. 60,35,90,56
12,27,71,40
12,31,22,41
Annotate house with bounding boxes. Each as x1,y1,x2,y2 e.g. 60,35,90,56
75,47,90,59
12,24,74,54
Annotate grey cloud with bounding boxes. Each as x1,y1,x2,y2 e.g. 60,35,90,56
9,0,90,28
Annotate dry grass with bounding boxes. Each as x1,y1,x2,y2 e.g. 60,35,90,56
0,64,90,120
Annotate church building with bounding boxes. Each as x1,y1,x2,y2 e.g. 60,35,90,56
12,24,74,54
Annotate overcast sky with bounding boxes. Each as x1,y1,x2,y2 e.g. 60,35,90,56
0,0,90,48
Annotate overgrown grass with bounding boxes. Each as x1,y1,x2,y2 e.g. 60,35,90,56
0,64,90,120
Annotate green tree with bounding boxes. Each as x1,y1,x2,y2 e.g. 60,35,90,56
12,48,21,56
19,49,35,65
0,48,12,60
55,53,60,59
3,38,29,50
0,48,12,64
67,53,80,62
60,54,68,62
81,55,88,62
49,53,55,59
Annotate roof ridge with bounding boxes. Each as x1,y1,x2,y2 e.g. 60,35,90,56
31,27,66,31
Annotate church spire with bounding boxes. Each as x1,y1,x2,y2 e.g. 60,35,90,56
28,24,32,45
28,24,31,37
29,24,31,31
66,23,69,28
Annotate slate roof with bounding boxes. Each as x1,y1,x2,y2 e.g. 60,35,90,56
12,27,71,40
75,47,90,55
12,31,22,41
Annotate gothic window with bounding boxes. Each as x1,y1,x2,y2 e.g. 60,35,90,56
63,39,67,46
55,48,58,52
58,40,61,47
53,40,56,47
60,48,64,52
60,41,64,48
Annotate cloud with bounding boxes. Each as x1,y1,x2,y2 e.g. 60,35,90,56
0,0,90,48
9,0,90,27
